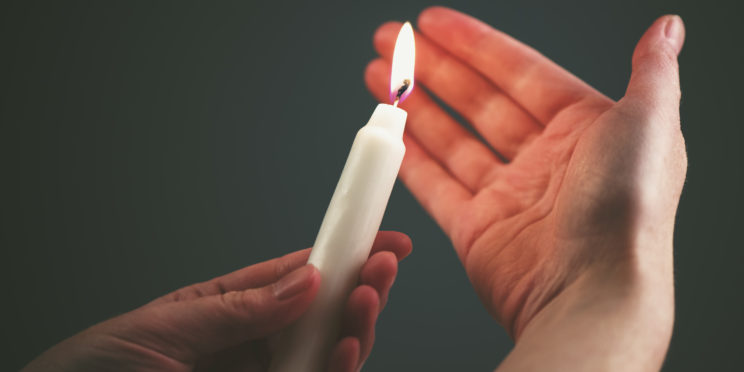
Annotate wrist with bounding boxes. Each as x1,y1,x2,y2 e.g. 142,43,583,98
516,222,675,335
505,231,675,372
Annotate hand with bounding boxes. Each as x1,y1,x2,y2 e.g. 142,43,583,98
23,231,412,372
366,6,685,342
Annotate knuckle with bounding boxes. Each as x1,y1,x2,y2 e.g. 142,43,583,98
220,290,261,319
274,259,295,282
374,249,398,263
633,43,679,75
168,283,208,302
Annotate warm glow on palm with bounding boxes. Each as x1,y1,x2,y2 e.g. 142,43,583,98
366,7,686,338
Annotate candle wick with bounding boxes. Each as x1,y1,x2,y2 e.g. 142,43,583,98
392,79,410,108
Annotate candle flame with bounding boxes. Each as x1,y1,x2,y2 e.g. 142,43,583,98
390,22,415,105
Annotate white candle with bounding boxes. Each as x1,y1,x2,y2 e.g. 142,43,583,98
269,22,415,372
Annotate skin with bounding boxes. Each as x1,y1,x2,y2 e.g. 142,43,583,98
24,7,686,372
366,7,687,371
22,231,412,372
366,7,685,372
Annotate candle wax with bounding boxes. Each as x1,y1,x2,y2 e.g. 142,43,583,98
269,103,406,372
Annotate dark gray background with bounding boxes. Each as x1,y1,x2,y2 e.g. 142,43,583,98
2,0,742,370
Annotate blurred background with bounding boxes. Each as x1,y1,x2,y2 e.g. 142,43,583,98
1,0,742,370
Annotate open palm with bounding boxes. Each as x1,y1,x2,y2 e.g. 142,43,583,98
366,7,686,338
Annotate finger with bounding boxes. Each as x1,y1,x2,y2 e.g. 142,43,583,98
373,22,542,159
360,251,398,310
327,337,360,372
399,134,472,237
417,6,611,124
621,15,684,122
153,231,409,306
369,230,413,261
118,264,320,362
340,285,379,369
366,58,503,191
150,248,312,305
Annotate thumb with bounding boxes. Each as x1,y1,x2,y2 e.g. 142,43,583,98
113,264,320,363
622,15,685,120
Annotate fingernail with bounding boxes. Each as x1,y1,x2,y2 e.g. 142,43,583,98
273,264,316,300
663,15,685,55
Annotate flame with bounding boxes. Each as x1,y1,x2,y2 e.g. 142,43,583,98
389,22,415,105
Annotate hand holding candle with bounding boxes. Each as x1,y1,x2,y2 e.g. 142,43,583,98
269,22,415,372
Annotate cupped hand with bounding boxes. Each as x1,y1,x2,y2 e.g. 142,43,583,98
366,7,685,338
23,231,412,372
